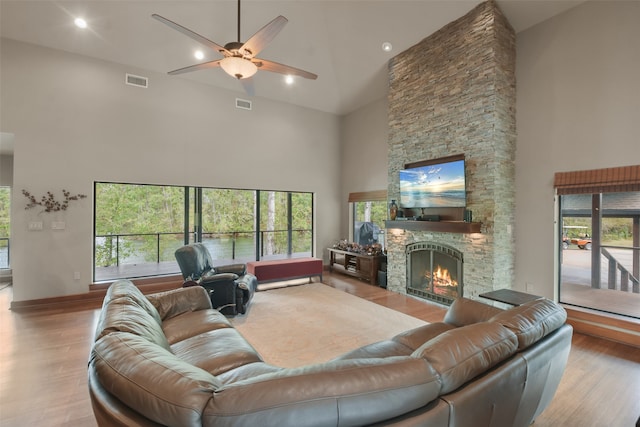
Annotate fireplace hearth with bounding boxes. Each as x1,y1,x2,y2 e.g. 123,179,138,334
406,242,463,305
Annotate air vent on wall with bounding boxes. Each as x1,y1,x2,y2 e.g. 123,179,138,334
236,98,252,110
125,73,148,88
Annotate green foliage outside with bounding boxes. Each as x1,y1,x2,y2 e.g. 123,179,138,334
95,183,313,267
95,184,186,266
258,191,313,255
562,216,634,246
0,187,9,239
0,187,11,267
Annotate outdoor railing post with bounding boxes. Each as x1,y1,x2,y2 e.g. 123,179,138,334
232,232,236,260
116,235,120,267
157,233,160,263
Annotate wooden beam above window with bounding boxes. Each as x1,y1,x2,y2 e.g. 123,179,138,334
348,190,387,203
554,165,640,195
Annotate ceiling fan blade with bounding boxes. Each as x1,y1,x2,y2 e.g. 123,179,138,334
254,58,318,80
168,60,223,75
152,14,230,56
240,77,255,97
241,15,288,57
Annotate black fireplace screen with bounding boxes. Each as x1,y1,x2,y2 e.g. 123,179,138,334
406,242,463,305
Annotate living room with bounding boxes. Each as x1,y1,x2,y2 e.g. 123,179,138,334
1,0,639,425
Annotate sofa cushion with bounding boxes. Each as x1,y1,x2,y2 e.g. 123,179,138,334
444,298,504,327
171,328,263,375
333,340,414,360
217,362,283,385
393,322,457,351
94,296,171,351
202,357,442,427
412,322,518,394
146,285,212,321
331,324,457,362
489,298,567,350
104,279,163,325
162,309,232,345
91,332,220,426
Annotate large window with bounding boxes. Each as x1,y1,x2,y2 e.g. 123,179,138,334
349,190,387,248
556,165,640,319
0,187,9,269
94,183,313,282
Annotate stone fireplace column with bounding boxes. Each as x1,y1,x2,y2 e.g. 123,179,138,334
386,0,516,303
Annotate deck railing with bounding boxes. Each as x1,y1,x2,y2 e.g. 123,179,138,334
601,246,640,294
95,229,312,268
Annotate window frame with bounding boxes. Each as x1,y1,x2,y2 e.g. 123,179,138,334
93,181,314,282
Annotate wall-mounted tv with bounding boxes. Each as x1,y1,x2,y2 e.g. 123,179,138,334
399,155,466,208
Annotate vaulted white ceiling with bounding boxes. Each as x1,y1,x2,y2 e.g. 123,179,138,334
1,1,583,116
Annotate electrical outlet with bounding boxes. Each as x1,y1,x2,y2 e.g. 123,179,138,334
526,282,534,293
74,272,80,280
28,221,43,231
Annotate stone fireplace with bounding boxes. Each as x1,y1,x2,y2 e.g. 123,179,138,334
386,1,516,304
406,242,463,305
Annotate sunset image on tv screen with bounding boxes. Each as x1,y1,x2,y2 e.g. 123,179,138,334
399,160,466,208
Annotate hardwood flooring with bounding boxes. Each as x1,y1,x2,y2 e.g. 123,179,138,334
1,273,639,426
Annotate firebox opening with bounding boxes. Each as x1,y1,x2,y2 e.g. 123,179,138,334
406,242,463,305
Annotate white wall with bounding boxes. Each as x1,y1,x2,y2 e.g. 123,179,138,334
1,38,342,301
0,155,12,186
515,1,640,298
340,98,389,238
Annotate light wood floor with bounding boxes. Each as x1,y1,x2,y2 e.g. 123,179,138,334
1,273,639,426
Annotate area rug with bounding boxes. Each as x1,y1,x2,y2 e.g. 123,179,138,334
229,283,427,368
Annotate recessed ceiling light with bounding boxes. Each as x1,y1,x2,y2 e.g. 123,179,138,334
382,42,392,52
194,50,204,60
74,18,87,29
284,75,294,85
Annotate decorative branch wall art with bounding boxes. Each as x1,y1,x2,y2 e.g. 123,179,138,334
22,189,87,213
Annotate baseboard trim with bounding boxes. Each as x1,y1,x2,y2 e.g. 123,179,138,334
10,275,184,312
564,305,640,348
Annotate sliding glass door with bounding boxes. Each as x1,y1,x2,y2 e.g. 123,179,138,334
559,191,640,319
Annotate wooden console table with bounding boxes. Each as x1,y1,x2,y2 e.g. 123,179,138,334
327,248,385,286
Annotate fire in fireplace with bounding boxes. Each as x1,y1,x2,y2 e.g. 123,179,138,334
406,242,463,305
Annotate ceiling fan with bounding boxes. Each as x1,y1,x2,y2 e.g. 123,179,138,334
152,0,317,96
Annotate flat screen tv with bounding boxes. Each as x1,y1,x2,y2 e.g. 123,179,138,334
399,157,466,208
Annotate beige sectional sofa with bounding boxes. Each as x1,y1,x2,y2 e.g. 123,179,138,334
88,279,572,426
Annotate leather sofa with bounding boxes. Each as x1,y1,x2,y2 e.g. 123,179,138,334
88,280,572,427
174,243,257,315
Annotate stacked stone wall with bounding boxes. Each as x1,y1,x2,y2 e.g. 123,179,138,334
386,1,516,300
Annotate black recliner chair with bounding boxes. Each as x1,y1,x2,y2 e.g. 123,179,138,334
174,243,257,315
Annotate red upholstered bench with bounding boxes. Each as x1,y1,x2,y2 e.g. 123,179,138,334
246,258,323,284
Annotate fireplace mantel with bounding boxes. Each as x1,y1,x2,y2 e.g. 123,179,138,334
385,220,481,234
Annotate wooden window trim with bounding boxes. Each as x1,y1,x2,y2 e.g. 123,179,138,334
348,190,388,203
554,165,640,195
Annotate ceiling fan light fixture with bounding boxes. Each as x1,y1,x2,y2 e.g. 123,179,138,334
220,57,258,79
